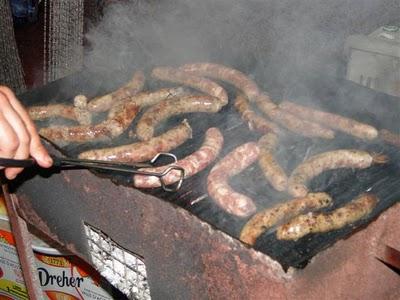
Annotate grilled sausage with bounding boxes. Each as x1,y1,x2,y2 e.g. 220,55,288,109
254,93,278,113
133,127,223,188
234,94,279,134
258,133,288,191
136,95,224,141
151,67,228,105
29,96,93,125
180,63,279,110
39,100,139,145
287,149,388,197
207,142,259,217
279,101,378,140
87,70,145,112
73,94,88,108
269,108,335,139
239,193,332,245
73,95,92,125
28,104,77,122
180,62,261,102
130,87,187,107
253,94,335,139
78,120,192,162
276,193,377,240
379,129,400,148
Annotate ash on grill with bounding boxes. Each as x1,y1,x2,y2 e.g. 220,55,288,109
85,223,151,300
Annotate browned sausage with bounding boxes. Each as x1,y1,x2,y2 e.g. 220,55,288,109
269,108,335,139
239,193,332,245
136,95,224,141
29,96,93,125
39,100,139,145
130,87,187,107
257,133,288,191
151,67,228,105
276,193,377,240
254,93,278,112
180,62,261,102
133,127,223,188
234,94,280,134
28,104,77,122
279,101,378,140
73,95,92,125
207,142,259,217
78,120,192,162
87,70,145,112
253,94,335,139
379,129,400,148
73,94,88,108
287,149,388,197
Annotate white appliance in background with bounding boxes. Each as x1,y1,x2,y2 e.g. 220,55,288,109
345,25,400,97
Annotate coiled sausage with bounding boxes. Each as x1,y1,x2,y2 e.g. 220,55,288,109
207,142,259,217
133,127,223,188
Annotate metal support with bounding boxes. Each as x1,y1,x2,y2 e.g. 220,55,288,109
2,184,43,300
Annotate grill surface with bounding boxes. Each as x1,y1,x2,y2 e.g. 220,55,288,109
13,67,400,269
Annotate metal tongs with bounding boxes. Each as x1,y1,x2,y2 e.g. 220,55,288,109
0,152,185,192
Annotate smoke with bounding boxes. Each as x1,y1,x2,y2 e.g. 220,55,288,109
84,0,399,87
84,0,265,76
81,0,400,189
75,0,400,267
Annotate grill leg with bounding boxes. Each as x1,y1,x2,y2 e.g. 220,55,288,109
2,184,43,300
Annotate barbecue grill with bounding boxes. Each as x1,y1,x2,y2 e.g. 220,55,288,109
4,0,400,298
3,66,399,299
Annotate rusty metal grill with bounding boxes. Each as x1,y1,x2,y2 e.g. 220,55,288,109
7,0,400,298
84,223,151,300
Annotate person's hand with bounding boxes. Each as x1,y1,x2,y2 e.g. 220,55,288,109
0,86,53,180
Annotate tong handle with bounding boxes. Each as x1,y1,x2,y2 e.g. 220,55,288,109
0,157,36,168
0,153,186,192
53,156,152,169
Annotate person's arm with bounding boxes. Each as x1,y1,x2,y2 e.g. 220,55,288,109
0,86,53,180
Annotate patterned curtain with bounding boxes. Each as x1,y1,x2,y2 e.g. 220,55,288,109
0,0,26,93
43,0,85,83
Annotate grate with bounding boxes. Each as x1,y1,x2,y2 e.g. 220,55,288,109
84,223,151,300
